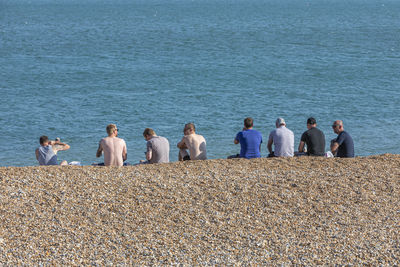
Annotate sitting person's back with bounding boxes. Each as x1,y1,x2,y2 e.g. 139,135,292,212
143,128,170,164
37,144,58,165
183,134,207,160
177,123,207,160
96,124,127,166
298,117,326,156
36,135,70,165
234,117,263,159
268,118,294,157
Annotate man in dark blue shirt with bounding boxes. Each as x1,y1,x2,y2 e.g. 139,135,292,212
331,120,354,158
232,117,263,159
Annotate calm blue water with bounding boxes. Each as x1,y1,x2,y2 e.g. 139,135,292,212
1,0,399,166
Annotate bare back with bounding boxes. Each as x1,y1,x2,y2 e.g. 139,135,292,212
183,134,207,160
100,137,127,166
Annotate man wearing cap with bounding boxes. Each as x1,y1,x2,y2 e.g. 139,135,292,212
298,117,326,156
231,117,263,159
331,120,354,158
267,118,294,157
96,124,127,166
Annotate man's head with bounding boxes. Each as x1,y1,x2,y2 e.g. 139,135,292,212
244,117,253,129
275,118,286,128
143,128,156,141
39,135,49,146
106,124,118,137
307,117,317,129
184,123,195,135
332,120,343,134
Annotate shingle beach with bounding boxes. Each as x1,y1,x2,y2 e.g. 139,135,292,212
0,155,399,265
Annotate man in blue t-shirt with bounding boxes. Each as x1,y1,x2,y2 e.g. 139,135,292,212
331,120,354,158
231,117,263,159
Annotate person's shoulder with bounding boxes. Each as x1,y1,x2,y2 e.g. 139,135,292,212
313,127,324,133
252,129,263,137
196,134,206,140
115,137,126,144
251,129,262,134
287,127,294,134
343,131,353,138
160,136,169,142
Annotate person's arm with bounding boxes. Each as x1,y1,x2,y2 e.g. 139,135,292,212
331,142,339,154
331,133,343,155
54,142,70,152
146,150,152,161
298,141,305,152
121,140,127,161
234,131,241,144
267,138,273,153
146,141,152,161
35,148,39,160
177,137,187,149
96,142,103,158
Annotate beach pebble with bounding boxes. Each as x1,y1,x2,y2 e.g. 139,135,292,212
0,155,399,264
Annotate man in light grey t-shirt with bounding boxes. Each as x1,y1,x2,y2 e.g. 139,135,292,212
143,128,170,164
267,118,294,157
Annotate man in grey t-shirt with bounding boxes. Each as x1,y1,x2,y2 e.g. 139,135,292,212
142,128,170,164
35,135,70,165
267,118,294,157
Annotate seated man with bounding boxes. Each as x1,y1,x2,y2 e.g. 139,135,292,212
298,117,326,156
331,120,354,158
230,117,263,159
267,118,294,157
35,136,70,165
96,124,127,166
177,123,207,161
142,128,170,164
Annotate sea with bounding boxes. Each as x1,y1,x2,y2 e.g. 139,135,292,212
1,0,399,166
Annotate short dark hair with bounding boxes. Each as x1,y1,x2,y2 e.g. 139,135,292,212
39,135,49,145
244,117,253,128
307,117,317,125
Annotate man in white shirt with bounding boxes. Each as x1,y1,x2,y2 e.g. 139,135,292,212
267,118,294,157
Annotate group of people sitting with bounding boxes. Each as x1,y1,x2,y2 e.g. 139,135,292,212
35,117,354,166
229,117,354,159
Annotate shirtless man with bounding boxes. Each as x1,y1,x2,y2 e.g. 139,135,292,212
35,136,70,165
177,123,207,161
96,124,127,166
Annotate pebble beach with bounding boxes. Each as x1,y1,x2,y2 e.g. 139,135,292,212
0,155,399,265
